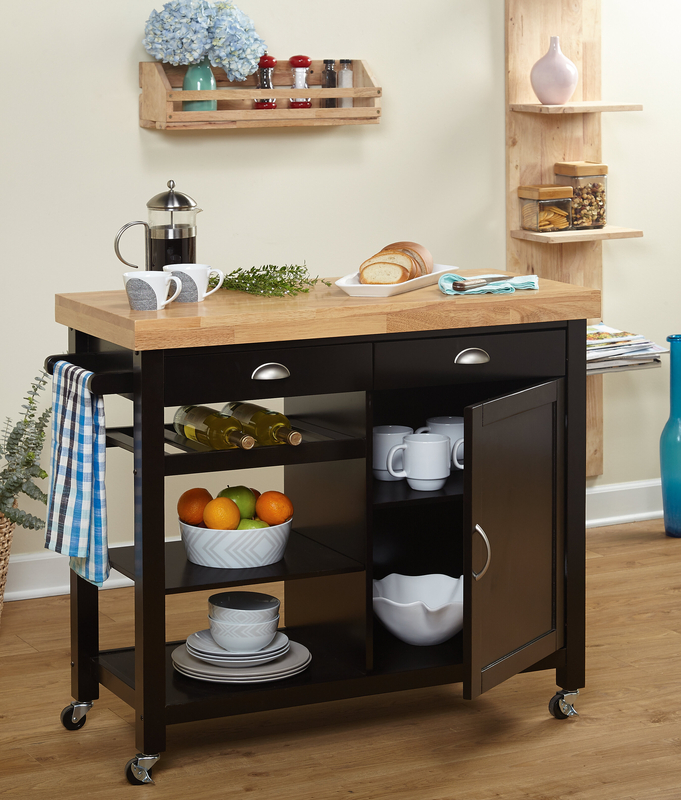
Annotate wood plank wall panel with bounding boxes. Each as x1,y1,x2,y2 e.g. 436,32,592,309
506,0,604,476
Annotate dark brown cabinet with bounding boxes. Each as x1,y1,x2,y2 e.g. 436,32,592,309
50,316,586,782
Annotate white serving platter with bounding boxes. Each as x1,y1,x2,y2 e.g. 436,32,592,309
335,264,459,298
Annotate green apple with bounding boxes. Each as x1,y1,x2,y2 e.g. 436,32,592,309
218,485,257,519
237,518,270,530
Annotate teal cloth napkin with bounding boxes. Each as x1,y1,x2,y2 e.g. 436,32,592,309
439,273,539,296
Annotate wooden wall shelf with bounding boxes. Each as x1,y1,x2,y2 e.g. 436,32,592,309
510,101,642,114
139,61,381,130
511,226,644,244
505,0,644,477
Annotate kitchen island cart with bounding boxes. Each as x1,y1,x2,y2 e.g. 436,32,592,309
48,270,600,783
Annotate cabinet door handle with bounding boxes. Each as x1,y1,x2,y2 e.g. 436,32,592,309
472,524,491,581
251,362,291,381
454,347,490,365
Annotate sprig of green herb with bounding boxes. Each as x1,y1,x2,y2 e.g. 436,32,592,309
212,263,331,297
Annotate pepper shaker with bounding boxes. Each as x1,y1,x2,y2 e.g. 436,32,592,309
255,53,277,109
321,59,337,108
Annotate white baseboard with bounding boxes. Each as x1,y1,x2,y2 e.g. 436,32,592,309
586,478,663,528
3,549,133,602
2,483,664,603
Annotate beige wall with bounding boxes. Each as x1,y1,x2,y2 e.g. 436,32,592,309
2,0,675,557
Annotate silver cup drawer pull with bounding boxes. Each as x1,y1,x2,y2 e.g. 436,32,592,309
251,362,291,381
454,347,490,365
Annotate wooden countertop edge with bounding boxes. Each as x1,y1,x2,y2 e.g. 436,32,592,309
55,278,601,350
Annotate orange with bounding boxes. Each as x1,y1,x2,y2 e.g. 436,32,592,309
203,497,241,530
177,488,213,526
255,491,294,526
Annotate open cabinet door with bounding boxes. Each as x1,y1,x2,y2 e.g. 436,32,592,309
464,380,564,700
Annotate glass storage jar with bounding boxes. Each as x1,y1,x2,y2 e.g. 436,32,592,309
518,184,573,232
553,161,607,229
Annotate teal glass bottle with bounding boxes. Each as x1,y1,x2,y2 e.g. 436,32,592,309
182,58,217,111
660,334,681,537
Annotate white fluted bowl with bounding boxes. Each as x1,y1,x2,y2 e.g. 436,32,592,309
180,518,292,569
372,573,464,646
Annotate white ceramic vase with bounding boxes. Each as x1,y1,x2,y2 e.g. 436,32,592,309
530,36,578,105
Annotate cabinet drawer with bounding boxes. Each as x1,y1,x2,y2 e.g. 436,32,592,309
374,330,566,389
164,342,373,406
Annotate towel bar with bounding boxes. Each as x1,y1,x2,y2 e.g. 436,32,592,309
44,354,134,395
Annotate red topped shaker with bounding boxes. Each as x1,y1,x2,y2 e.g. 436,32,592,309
255,53,277,109
289,55,312,108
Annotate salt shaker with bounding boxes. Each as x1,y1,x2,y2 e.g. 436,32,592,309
289,55,312,109
321,59,337,108
338,59,353,108
255,53,277,109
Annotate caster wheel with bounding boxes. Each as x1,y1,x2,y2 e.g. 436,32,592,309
60,705,87,731
125,755,158,785
549,691,578,719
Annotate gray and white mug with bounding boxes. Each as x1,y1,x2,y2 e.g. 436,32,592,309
163,263,224,303
123,271,182,311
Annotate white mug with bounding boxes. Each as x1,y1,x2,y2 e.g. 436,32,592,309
387,433,452,491
416,416,464,470
162,263,225,303
123,271,182,311
373,425,413,481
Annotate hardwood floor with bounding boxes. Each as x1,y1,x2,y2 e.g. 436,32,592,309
1,519,680,799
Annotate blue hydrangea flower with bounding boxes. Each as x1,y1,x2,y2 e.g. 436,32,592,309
208,1,267,82
143,0,217,66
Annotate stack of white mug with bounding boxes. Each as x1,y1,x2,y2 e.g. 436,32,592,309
373,417,465,492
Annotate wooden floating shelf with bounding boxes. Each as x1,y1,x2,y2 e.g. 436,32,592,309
510,225,644,244
510,100,642,114
139,60,381,130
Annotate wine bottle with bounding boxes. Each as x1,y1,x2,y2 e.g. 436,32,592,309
173,406,256,450
220,402,303,446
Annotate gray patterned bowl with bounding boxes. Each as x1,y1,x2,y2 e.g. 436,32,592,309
208,615,279,652
208,591,280,623
179,518,292,569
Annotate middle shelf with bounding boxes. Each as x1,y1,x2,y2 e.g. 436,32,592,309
109,531,365,593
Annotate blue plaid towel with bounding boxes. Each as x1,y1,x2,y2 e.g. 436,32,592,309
44,361,109,587
439,273,539,296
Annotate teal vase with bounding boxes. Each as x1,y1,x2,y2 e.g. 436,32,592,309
660,334,681,537
182,58,217,111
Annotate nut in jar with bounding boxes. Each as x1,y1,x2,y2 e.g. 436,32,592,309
517,185,573,233
554,162,607,229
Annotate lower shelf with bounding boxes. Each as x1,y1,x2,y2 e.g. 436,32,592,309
96,624,467,725
510,225,643,244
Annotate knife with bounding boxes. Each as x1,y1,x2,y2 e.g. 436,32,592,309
450,275,510,291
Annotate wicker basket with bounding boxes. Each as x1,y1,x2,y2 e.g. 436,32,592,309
0,501,17,624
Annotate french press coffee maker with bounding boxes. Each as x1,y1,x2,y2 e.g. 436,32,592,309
114,180,202,271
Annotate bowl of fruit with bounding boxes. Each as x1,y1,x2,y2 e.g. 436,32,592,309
177,485,293,569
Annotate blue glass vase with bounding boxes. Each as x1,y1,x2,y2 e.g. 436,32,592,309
660,334,681,537
182,58,217,111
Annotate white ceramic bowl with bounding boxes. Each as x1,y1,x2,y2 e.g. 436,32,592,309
372,573,464,646
208,591,280,623
208,615,280,652
180,518,292,569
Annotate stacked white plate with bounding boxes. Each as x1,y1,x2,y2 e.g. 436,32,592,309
173,629,312,683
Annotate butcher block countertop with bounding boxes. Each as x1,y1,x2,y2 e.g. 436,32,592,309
55,270,601,351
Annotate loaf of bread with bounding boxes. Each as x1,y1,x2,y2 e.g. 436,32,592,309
358,241,434,284
381,241,433,278
359,250,417,284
